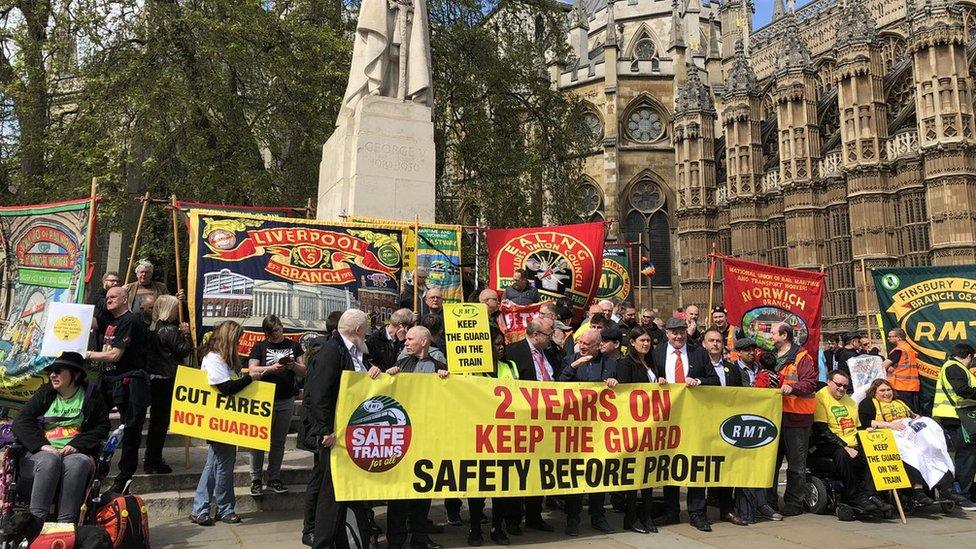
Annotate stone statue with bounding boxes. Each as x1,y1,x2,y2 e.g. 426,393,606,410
339,0,433,121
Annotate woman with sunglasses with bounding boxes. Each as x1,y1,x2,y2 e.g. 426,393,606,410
12,351,110,523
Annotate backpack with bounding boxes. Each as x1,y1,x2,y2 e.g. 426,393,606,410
343,503,378,549
95,495,150,549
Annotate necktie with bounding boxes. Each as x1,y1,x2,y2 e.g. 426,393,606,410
532,348,551,381
674,349,685,383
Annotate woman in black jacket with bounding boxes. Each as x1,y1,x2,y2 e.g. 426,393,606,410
143,295,192,474
12,351,109,523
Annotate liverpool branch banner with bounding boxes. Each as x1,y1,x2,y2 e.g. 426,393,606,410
873,265,976,397
486,222,605,320
331,373,782,501
596,245,633,302
722,257,825,357
0,199,92,404
188,210,403,354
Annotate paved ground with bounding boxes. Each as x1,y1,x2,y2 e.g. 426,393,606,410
151,501,976,548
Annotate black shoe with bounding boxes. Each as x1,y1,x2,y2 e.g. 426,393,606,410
144,461,173,474
447,510,463,526
781,505,803,517
565,521,580,537
652,513,680,526
189,514,213,526
505,523,522,536
409,536,443,549
489,528,510,546
721,512,749,526
467,530,483,546
524,518,554,532
301,533,314,546
851,495,879,512
250,479,263,497
758,504,783,521
912,489,935,506
590,516,616,534
689,514,711,532
626,521,649,534
267,480,289,494
641,519,658,533
868,495,893,513
216,512,241,524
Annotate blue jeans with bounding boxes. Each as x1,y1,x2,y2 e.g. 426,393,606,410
192,441,237,517
250,398,294,482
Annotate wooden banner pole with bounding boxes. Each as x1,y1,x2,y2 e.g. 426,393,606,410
706,243,718,316
124,192,151,285
413,214,420,314
860,258,872,344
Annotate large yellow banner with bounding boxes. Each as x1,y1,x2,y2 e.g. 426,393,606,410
331,372,782,501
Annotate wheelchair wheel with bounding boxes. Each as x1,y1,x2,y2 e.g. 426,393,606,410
805,476,830,515
836,503,856,521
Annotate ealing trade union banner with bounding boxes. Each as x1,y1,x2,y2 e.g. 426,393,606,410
188,210,403,352
347,216,464,303
0,199,92,405
330,373,782,500
596,244,633,302
872,265,976,393
722,256,825,358
486,222,605,321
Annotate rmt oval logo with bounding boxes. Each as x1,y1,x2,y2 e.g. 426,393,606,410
719,414,778,449
345,396,412,472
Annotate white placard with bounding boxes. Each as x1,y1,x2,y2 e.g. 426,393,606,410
847,354,886,403
40,303,94,357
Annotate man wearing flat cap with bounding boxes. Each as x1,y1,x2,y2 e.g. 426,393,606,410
651,317,719,532
734,338,760,387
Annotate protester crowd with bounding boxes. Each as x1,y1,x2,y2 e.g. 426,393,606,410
10,262,976,549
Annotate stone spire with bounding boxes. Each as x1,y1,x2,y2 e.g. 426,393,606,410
775,12,811,72
835,0,877,49
605,0,619,47
772,0,785,20
724,40,758,97
570,0,589,30
676,63,714,114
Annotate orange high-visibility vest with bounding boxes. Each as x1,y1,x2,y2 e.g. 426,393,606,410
887,341,920,392
782,349,816,415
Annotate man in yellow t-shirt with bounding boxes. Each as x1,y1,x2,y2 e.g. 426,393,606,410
812,370,892,513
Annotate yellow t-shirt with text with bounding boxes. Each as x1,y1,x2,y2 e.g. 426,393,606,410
814,386,860,447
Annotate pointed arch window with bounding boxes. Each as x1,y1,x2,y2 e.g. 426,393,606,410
622,178,671,287
582,108,604,144
577,180,604,221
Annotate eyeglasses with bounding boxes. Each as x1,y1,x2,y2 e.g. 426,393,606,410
830,380,849,389
49,367,66,375
538,331,554,337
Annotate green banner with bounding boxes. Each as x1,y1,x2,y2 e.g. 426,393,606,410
872,265,976,402
596,244,633,302
416,227,463,303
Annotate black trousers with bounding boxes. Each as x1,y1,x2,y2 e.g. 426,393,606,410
304,450,323,536
144,376,174,466
709,487,735,515
386,499,432,546
520,496,544,525
663,486,705,518
564,492,605,523
312,447,345,549
766,426,810,511
624,488,653,528
812,445,873,501
102,372,149,484
468,497,518,533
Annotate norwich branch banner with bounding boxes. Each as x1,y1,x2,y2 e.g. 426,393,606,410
722,256,825,357
347,216,464,303
0,199,92,405
872,265,976,399
486,222,605,321
169,366,275,451
331,373,781,500
596,244,633,302
188,210,403,353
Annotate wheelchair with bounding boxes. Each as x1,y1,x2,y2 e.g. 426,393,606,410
0,439,115,548
803,446,953,521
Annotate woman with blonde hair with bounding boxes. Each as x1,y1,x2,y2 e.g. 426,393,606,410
190,321,281,526
143,294,192,474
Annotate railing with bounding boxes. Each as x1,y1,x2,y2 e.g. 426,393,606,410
886,130,919,160
818,150,843,178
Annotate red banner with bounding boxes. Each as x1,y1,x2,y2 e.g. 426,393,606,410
486,222,605,321
722,256,825,357
498,302,543,344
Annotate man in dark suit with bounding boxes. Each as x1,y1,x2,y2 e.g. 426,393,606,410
651,317,720,532
501,318,559,534
365,308,413,371
303,309,370,548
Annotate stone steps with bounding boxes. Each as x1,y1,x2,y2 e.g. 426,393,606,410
143,483,309,519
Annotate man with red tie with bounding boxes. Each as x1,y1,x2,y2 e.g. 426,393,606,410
503,318,563,534
651,317,720,532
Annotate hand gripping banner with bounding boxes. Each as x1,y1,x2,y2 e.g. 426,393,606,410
330,373,782,501
722,256,825,358
486,222,605,321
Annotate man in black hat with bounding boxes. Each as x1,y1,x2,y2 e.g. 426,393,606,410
651,317,719,532
833,332,861,393
709,305,738,356
599,326,624,361
734,338,760,387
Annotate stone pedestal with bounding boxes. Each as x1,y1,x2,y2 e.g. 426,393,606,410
317,95,436,222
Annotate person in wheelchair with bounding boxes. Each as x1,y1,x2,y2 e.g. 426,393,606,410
859,378,966,507
812,369,892,514
10,351,110,523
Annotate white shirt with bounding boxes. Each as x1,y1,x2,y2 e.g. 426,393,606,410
664,344,690,383
712,358,727,386
529,340,553,380
646,368,657,382
202,352,236,385
341,335,367,372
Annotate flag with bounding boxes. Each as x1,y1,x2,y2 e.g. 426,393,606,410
640,256,656,278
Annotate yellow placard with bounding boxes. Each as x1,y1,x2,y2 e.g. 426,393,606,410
169,366,275,451
52,316,82,341
330,373,783,501
858,429,911,491
443,303,493,374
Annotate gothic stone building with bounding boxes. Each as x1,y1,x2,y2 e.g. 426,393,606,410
555,0,976,335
